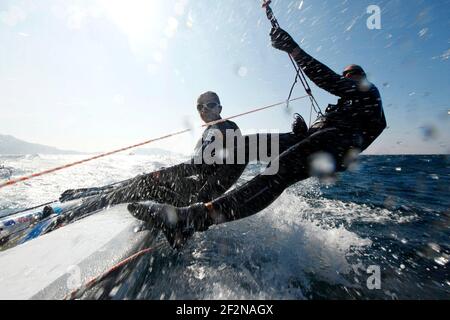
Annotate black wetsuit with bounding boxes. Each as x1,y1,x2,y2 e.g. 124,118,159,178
207,48,387,223
54,121,306,231
58,120,248,220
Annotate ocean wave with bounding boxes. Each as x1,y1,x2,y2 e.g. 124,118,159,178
135,192,374,299
0,154,447,299
0,166,14,179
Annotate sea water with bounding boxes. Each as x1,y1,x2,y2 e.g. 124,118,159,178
0,154,448,299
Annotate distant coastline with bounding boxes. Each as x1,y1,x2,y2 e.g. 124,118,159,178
0,134,182,157
1,133,447,157
0,134,83,155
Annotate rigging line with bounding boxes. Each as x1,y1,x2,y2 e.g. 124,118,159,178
0,179,133,220
262,0,323,119
286,67,299,109
288,54,308,95
288,54,323,117
0,200,58,219
0,95,310,190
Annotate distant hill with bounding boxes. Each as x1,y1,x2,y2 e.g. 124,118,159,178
0,134,83,155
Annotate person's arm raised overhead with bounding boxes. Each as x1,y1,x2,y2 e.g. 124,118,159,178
270,28,358,98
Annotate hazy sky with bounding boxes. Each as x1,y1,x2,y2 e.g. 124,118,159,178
1,0,449,155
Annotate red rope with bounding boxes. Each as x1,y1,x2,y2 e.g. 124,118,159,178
64,242,165,300
0,95,308,190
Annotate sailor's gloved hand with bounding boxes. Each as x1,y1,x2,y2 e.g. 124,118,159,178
128,201,212,249
270,27,299,54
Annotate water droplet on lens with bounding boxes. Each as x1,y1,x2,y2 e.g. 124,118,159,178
238,66,248,77
309,152,336,178
420,125,439,141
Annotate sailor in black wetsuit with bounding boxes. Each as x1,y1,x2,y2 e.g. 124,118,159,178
51,92,248,225
51,90,308,232
127,28,387,249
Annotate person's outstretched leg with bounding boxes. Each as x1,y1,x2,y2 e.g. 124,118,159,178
43,170,204,236
65,173,198,215
59,179,134,202
58,161,210,203
128,128,348,248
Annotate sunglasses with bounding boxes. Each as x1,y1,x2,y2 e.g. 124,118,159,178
343,70,363,78
197,102,220,112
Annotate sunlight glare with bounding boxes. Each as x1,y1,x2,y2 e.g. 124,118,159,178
97,0,164,57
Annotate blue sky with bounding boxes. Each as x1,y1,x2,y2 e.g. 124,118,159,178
0,0,449,155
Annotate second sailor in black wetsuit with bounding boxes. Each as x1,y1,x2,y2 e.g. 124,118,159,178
50,92,249,226
128,28,388,249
